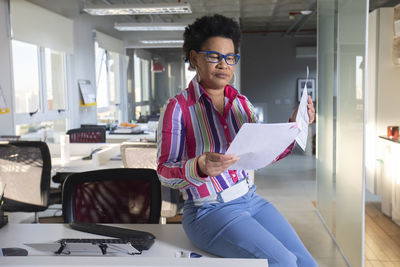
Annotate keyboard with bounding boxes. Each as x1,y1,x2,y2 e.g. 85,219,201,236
58,238,152,251
69,221,155,251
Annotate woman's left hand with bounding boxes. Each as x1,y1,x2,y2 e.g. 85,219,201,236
289,95,315,124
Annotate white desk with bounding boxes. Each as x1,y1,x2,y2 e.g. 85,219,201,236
106,131,156,143
51,156,123,174
0,223,268,266
49,143,123,173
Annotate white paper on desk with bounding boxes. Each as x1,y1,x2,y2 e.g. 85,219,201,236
226,123,300,170
295,67,310,151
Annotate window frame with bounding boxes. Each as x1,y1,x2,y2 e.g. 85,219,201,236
12,41,69,126
133,52,151,120
95,41,124,123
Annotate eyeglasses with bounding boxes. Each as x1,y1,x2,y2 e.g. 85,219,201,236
197,50,240,65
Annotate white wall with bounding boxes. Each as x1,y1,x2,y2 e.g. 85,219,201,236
241,34,316,124
0,0,15,135
375,8,400,135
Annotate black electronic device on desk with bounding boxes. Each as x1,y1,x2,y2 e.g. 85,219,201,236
0,209,7,229
25,222,156,256
69,221,155,250
0,184,7,229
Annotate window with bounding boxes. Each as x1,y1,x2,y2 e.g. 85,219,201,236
45,48,67,111
133,53,151,120
95,42,122,123
12,40,68,136
12,40,40,114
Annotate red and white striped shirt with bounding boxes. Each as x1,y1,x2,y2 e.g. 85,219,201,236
157,77,294,201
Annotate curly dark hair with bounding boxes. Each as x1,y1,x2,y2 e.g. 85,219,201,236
183,14,241,64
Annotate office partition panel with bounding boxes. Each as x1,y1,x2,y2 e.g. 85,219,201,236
317,0,367,266
316,0,336,236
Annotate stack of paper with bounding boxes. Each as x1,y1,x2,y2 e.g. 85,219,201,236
226,67,311,170
226,123,300,170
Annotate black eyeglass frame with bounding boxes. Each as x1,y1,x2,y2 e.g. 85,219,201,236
197,50,240,65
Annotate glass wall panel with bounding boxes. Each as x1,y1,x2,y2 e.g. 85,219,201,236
317,0,336,234
336,0,366,265
317,0,367,266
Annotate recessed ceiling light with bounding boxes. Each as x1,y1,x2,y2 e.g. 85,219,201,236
114,22,187,31
300,10,313,15
83,3,192,15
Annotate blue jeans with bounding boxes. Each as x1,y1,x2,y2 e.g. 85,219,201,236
182,186,318,267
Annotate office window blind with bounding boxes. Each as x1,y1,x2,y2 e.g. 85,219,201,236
94,30,124,55
10,0,73,54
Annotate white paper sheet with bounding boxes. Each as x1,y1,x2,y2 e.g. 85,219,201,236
295,67,310,151
0,86,7,109
78,80,96,105
226,122,300,170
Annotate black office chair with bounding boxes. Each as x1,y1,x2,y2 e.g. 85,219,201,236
0,141,51,222
120,143,183,222
62,168,161,224
66,127,106,143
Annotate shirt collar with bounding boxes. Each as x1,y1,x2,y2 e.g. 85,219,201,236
187,76,239,106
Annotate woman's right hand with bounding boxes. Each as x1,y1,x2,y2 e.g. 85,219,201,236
197,152,239,177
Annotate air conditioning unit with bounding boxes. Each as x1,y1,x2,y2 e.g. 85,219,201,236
295,46,316,58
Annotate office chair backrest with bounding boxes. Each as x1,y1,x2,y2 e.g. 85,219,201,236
66,127,106,143
0,141,51,212
62,168,161,224
120,142,181,220
121,143,157,169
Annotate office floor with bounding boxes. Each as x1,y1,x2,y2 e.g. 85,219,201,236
365,202,400,266
255,154,349,267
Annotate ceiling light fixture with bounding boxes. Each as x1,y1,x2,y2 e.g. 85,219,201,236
83,3,192,15
114,22,187,31
300,10,313,15
140,40,184,44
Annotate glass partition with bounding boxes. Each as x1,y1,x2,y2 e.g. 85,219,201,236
317,0,336,234
317,0,367,266
335,0,367,265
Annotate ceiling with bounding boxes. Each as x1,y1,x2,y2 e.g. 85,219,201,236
83,0,400,38
84,0,318,37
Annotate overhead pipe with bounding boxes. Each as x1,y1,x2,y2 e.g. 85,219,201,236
243,29,316,34
282,0,316,37
293,10,316,36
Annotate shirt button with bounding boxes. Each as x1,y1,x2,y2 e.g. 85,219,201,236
232,174,236,177
224,125,227,129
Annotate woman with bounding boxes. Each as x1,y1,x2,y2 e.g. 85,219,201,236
157,14,317,267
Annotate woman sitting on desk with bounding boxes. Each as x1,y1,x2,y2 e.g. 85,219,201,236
157,14,316,267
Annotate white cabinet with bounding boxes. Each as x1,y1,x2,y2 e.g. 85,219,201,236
376,137,400,225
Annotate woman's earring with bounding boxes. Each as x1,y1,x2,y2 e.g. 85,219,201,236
229,73,236,86
195,67,201,82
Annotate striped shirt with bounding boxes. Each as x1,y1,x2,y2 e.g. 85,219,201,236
157,77,294,201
